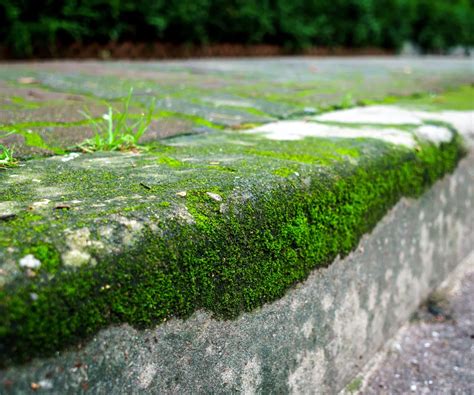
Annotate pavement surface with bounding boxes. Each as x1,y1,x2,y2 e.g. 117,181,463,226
361,257,474,395
1,57,473,157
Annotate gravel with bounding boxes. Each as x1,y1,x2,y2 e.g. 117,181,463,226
362,265,474,394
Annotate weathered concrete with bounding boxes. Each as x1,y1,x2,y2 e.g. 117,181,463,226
1,58,473,393
1,134,472,394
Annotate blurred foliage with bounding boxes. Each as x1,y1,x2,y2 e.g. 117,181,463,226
0,0,472,57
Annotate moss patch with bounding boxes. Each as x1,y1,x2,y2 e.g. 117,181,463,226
385,85,474,111
346,377,363,393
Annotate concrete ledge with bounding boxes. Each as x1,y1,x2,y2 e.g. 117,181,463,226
1,146,472,394
2,99,470,363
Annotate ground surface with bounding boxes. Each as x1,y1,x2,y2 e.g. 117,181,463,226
1,57,473,157
362,258,474,395
1,57,473,366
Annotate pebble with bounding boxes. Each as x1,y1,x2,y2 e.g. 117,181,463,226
206,192,222,202
38,379,53,390
176,191,187,197
18,77,37,84
19,255,41,269
60,152,81,162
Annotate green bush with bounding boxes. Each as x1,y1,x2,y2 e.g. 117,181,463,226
0,0,472,57
412,0,474,52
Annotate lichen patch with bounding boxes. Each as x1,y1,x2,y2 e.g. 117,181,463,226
137,363,158,389
415,125,452,146
60,152,81,162
248,120,417,147
0,201,20,217
313,106,474,139
315,105,424,125
62,228,102,267
62,249,92,268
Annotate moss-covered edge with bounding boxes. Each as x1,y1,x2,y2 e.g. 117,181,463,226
0,131,466,366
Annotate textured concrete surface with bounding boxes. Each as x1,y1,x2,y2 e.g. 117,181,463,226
1,147,472,394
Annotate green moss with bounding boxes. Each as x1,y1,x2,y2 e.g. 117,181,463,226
346,377,363,393
157,156,183,167
10,96,41,110
18,129,65,154
273,167,297,177
250,148,332,164
247,139,360,165
387,85,474,111
154,110,224,130
23,244,61,274
0,90,468,367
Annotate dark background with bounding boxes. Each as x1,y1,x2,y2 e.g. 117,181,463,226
1,0,473,58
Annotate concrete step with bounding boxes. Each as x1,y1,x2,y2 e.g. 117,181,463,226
0,59,473,393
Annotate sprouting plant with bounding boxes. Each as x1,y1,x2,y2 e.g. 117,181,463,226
0,144,18,168
339,93,355,109
79,89,155,152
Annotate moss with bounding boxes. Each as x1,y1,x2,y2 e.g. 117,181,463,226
273,167,297,177
230,123,263,130
222,105,270,118
392,85,474,111
14,128,65,155
0,126,466,365
157,155,183,167
247,139,360,165
346,377,363,393
23,244,61,274
9,96,42,110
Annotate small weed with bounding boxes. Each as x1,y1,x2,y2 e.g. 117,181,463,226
0,144,18,168
79,89,155,152
346,377,363,393
339,93,355,109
